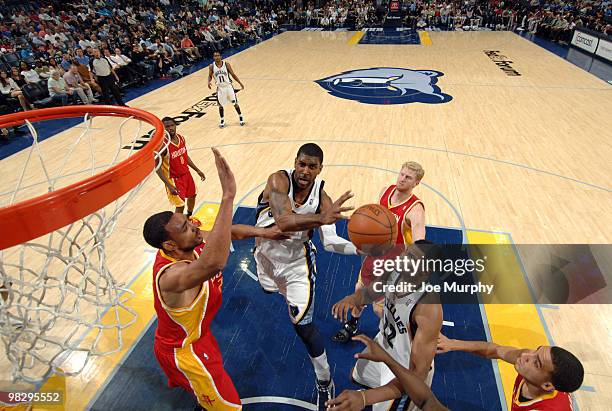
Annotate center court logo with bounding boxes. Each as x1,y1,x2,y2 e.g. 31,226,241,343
315,67,453,105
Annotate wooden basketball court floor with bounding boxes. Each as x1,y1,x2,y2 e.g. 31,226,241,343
1,30,611,410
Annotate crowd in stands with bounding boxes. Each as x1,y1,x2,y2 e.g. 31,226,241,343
0,0,279,139
0,0,610,140
276,0,610,36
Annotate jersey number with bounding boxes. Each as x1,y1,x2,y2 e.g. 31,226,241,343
218,75,226,83
383,313,397,348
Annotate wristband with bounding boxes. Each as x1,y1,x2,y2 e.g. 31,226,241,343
358,389,367,407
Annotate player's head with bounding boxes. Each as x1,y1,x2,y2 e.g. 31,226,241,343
162,117,177,137
294,143,324,189
143,211,203,254
514,345,584,393
213,51,222,63
397,161,424,193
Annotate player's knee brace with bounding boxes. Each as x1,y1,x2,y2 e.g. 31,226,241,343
294,323,325,358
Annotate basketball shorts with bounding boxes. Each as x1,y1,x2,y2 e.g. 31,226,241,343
358,244,407,286
352,332,434,411
359,250,400,307
217,86,237,107
166,172,196,207
154,334,241,410
254,243,317,325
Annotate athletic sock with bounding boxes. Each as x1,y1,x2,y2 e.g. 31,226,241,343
310,351,331,382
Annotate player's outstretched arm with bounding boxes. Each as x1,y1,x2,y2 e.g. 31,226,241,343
318,223,358,255
436,334,526,365
317,191,360,255
331,256,401,322
331,275,389,323
231,224,290,241
159,148,235,293
266,172,353,232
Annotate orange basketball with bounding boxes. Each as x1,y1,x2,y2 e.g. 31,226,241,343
348,204,398,255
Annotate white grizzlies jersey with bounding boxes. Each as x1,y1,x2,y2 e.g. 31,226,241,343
213,61,231,87
380,270,427,366
353,271,434,410
255,169,324,263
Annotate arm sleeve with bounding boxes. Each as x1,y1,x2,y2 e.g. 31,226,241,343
319,224,358,255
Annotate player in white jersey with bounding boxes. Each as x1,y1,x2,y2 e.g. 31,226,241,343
332,242,442,411
327,335,448,411
208,51,244,128
255,143,359,410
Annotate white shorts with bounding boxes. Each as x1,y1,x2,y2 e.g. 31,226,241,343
217,85,237,106
254,243,317,325
352,332,434,411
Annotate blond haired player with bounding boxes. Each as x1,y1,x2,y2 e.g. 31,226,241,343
333,161,426,343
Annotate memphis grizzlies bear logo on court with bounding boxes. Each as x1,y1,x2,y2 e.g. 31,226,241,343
315,67,453,105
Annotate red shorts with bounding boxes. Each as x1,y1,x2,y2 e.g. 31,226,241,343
172,172,196,200
359,245,406,286
154,334,241,410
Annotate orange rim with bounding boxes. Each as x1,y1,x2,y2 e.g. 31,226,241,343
0,105,164,250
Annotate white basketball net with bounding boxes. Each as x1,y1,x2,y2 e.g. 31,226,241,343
0,112,167,389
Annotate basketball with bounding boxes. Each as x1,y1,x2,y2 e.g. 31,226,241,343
348,204,398,255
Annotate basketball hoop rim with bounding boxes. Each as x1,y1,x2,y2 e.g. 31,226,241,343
0,105,164,250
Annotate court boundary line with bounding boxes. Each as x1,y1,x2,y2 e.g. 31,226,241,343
241,396,317,410
84,316,157,410
512,31,612,86
4,133,609,203
505,232,588,410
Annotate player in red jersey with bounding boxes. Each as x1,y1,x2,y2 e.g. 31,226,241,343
333,161,426,343
437,334,584,410
156,117,206,219
143,148,286,410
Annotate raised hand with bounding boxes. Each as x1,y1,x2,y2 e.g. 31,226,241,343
436,333,454,354
325,389,366,410
331,294,361,323
212,147,236,200
321,190,354,225
353,334,391,363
